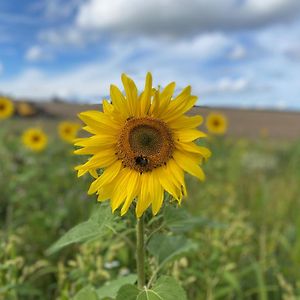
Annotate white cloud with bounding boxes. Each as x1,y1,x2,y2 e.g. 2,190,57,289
229,45,247,60
36,0,300,51
25,46,51,62
39,27,100,47
76,0,300,36
0,55,250,103
198,77,250,95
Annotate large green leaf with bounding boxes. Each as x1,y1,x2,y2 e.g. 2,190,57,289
116,284,139,300
46,204,114,255
147,234,197,267
96,274,137,299
116,276,187,300
74,285,98,300
164,206,224,232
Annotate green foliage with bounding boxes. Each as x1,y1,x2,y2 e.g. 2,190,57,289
148,234,197,268
74,286,98,300
2,121,300,299
47,204,114,255
116,276,187,300
96,274,137,299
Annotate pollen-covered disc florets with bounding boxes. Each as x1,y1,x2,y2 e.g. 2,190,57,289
117,117,174,173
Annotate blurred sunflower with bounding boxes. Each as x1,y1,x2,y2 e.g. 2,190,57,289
0,97,14,120
58,121,81,143
75,73,211,217
206,112,228,135
16,102,37,117
22,128,48,152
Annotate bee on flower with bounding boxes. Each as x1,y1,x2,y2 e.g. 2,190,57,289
22,128,48,152
74,73,211,217
0,97,14,120
58,121,81,143
205,112,228,135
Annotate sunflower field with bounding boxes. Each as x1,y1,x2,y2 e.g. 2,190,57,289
1,85,300,300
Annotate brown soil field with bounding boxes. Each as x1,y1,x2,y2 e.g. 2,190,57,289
23,102,300,140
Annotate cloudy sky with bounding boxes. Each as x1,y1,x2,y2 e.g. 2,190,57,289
0,0,300,109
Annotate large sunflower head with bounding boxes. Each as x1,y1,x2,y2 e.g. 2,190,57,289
206,112,228,135
58,121,81,143
75,73,211,217
22,128,48,152
0,97,14,120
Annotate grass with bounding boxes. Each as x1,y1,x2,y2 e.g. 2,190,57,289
1,118,300,299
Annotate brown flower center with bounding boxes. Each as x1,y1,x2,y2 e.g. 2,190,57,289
213,119,220,127
32,135,41,143
117,117,174,173
64,127,71,134
0,103,5,111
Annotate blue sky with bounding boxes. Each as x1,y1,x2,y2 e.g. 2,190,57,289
0,0,300,110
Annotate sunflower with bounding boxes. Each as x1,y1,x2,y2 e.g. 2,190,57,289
16,102,37,117
0,97,14,120
22,128,48,152
58,121,81,143
75,73,211,217
205,112,228,135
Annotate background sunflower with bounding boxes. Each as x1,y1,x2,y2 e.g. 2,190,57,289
58,121,81,143
21,128,48,152
205,112,228,135
0,97,14,120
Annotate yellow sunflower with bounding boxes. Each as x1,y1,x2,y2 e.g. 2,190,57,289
22,128,48,152
16,102,37,117
58,121,81,143
205,112,228,135
0,97,14,120
75,73,211,217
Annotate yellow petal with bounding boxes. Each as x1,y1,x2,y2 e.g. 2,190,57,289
121,74,138,116
102,99,114,114
168,115,203,130
74,146,108,155
173,150,206,181
121,171,141,216
136,173,152,217
74,135,116,147
79,111,121,132
151,174,164,215
168,159,187,197
153,82,176,117
175,142,211,159
154,167,180,201
161,86,198,123
97,181,115,202
76,149,117,173
139,72,152,116
89,169,98,178
174,129,207,143
88,160,122,194
110,84,129,118
111,168,132,212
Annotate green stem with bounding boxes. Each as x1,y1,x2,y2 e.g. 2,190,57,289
136,215,145,289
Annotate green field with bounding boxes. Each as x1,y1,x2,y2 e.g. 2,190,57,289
1,118,300,299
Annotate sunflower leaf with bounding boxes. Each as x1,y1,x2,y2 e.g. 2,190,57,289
46,204,114,255
147,234,197,268
116,276,187,300
164,206,224,232
96,274,137,299
74,285,98,300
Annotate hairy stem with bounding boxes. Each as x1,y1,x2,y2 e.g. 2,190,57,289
136,215,145,288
